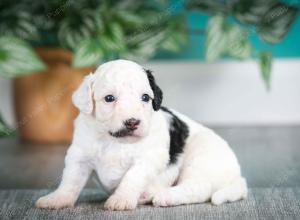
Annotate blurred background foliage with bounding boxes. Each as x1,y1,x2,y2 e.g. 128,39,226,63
0,0,298,80
187,0,299,89
0,0,299,136
0,0,187,75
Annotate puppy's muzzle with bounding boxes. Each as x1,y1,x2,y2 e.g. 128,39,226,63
124,118,140,131
109,118,141,138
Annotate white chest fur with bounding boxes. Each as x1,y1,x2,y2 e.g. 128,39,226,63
92,142,137,192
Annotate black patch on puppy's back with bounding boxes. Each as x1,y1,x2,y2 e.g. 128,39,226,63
161,106,189,164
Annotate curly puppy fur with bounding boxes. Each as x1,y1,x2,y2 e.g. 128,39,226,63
36,60,247,211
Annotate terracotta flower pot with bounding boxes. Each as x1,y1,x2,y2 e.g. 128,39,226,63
13,47,95,144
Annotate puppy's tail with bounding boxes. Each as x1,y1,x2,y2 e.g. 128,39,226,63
211,177,248,205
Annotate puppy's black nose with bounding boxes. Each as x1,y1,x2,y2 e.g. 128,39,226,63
124,118,140,130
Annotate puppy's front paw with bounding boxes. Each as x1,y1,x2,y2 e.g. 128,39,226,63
104,194,137,211
138,183,165,205
35,192,76,209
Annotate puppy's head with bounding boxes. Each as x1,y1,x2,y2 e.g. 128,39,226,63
72,59,163,143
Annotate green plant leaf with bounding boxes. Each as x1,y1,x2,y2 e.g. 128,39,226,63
72,38,103,68
0,114,13,138
205,15,228,61
226,26,252,59
122,30,167,61
205,15,252,61
109,23,125,46
160,31,187,52
160,15,188,53
0,11,40,41
257,3,298,43
58,10,103,50
114,10,144,28
259,51,272,89
99,23,126,56
0,36,46,77
233,0,278,25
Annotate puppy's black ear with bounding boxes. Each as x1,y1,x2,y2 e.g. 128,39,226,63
145,69,163,111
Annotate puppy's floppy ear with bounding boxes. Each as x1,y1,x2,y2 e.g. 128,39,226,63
145,69,163,111
72,73,95,114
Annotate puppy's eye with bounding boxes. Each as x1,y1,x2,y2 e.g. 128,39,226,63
141,94,150,102
104,95,115,102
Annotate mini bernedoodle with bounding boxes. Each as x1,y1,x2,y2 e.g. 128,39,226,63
36,60,247,211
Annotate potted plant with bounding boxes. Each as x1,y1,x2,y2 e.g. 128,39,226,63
2,0,297,142
0,0,187,143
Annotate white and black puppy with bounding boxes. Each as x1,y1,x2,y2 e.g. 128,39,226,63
36,59,247,211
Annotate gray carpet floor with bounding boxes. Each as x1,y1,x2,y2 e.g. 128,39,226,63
0,188,300,220
1,126,300,219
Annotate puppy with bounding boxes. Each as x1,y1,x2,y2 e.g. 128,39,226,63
35,59,247,210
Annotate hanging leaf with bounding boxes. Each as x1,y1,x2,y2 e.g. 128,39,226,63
257,3,298,43
0,36,46,77
259,51,272,89
72,38,103,68
205,15,228,61
206,15,252,61
226,25,252,59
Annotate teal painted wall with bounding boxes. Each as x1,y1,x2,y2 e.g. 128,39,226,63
155,11,300,60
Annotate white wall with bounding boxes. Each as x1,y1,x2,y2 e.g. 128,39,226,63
1,59,300,126
0,77,14,126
